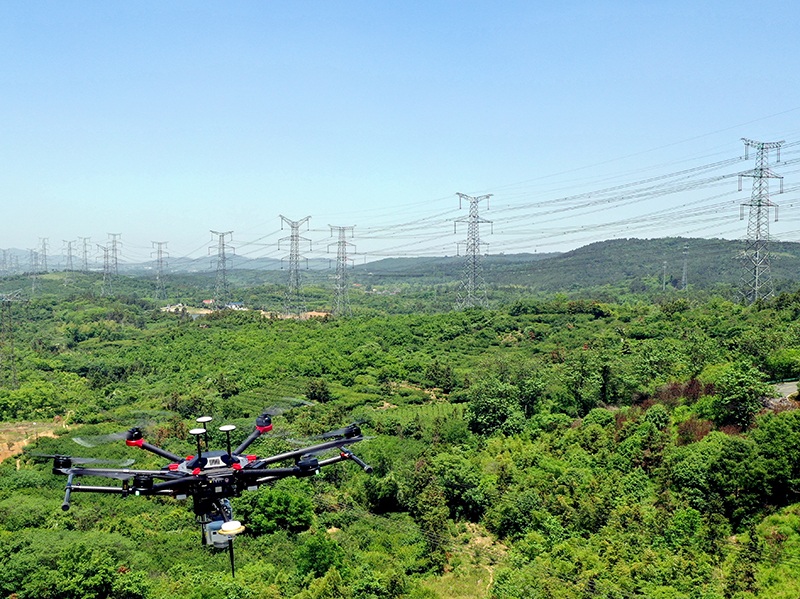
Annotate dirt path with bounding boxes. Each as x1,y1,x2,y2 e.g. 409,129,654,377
0,421,62,463
775,381,798,398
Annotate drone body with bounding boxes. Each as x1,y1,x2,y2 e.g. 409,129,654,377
48,411,371,574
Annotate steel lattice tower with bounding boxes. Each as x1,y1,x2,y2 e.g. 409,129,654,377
738,138,784,304
279,215,311,316
38,238,49,273
328,225,355,317
63,240,75,286
78,237,91,273
97,244,113,295
152,241,168,301
681,244,689,292
28,249,39,294
108,234,121,275
454,192,492,309
210,231,234,308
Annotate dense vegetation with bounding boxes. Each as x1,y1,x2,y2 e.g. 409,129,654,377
1,273,800,598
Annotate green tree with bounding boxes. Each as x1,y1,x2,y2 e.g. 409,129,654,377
305,378,334,403
712,363,773,429
466,378,524,436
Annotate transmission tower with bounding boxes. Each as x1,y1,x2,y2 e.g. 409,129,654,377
108,233,121,275
454,192,492,309
210,231,234,308
63,240,75,286
279,215,311,316
0,290,22,389
28,249,39,294
152,241,168,301
78,237,91,273
38,238,49,272
738,138,784,304
681,244,689,291
98,244,113,296
328,226,355,317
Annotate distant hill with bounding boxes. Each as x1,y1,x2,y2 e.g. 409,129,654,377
6,237,800,297
350,237,800,294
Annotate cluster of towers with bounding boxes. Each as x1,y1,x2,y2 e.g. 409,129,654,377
0,137,789,310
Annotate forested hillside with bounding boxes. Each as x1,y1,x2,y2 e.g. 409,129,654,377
11,237,800,304
1,286,800,598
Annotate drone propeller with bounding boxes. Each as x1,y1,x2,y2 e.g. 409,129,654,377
71,431,129,448
262,398,314,416
313,422,364,440
28,453,135,467
63,468,140,481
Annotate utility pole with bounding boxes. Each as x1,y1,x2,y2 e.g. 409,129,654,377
107,233,121,275
98,244,113,296
78,237,91,273
454,192,492,309
279,215,311,316
738,138,784,304
152,241,168,301
662,260,668,291
328,226,355,317
210,231,234,308
0,290,22,389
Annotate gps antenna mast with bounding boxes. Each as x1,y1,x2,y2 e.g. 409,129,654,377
738,138,784,304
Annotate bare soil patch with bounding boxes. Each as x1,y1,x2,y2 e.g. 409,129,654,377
0,420,62,463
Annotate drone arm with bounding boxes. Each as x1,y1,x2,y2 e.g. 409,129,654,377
251,437,364,467
151,476,197,492
339,448,373,473
126,439,183,462
232,430,263,456
233,411,274,455
239,466,317,479
62,483,127,510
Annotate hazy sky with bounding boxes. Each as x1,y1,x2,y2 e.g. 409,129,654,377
2,1,800,265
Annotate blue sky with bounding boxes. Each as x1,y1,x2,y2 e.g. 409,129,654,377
2,1,800,265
